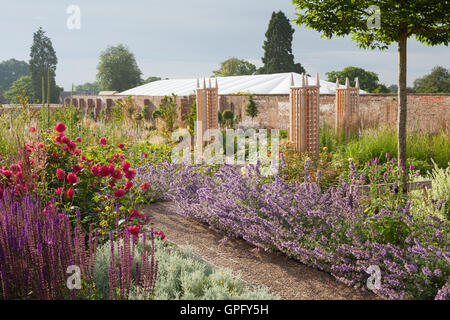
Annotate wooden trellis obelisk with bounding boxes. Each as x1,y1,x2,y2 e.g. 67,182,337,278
289,73,320,159
335,77,360,136
196,78,219,154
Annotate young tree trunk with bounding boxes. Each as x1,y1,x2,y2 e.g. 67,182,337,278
397,31,408,187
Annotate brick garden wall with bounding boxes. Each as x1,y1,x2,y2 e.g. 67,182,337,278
218,93,449,133
4,93,447,133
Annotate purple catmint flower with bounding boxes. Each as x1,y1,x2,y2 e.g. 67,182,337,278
421,266,433,277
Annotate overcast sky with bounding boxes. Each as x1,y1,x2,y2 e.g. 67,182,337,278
1,0,448,90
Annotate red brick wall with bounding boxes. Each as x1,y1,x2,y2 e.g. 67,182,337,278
55,93,450,133
219,93,450,133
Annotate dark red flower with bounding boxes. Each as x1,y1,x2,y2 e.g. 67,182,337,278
155,230,166,240
66,187,74,199
127,225,140,236
114,188,125,198
56,168,65,180
76,137,82,143
62,136,70,144
121,162,131,171
111,169,122,180
124,180,133,190
72,165,83,174
99,166,110,177
91,166,99,176
124,169,136,180
67,172,78,185
55,122,66,133
117,143,125,149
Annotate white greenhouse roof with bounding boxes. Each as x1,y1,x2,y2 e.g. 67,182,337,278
119,73,365,96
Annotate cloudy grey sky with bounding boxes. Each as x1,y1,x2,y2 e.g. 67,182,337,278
1,0,448,90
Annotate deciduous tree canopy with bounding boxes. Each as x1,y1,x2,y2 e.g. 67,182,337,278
213,58,256,77
0,59,30,93
96,44,142,92
413,66,450,93
292,0,450,181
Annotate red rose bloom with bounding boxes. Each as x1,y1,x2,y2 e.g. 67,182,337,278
141,182,150,190
67,172,78,185
99,137,107,146
107,163,115,175
99,166,110,177
114,188,125,198
111,169,122,180
62,136,70,144
66,187,74,199
56,168,66,180
68,141,77,151
72,165,83,174
127,225,140,236
55,122,66,133
155,230,166,240
91,166,99,175
124,169,136,180
128,209,140,219
124,180,133,190
121,162,131,171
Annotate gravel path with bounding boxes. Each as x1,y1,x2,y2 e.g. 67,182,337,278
143,201,379,300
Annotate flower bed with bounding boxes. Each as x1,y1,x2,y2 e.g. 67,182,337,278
141,161,449,300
